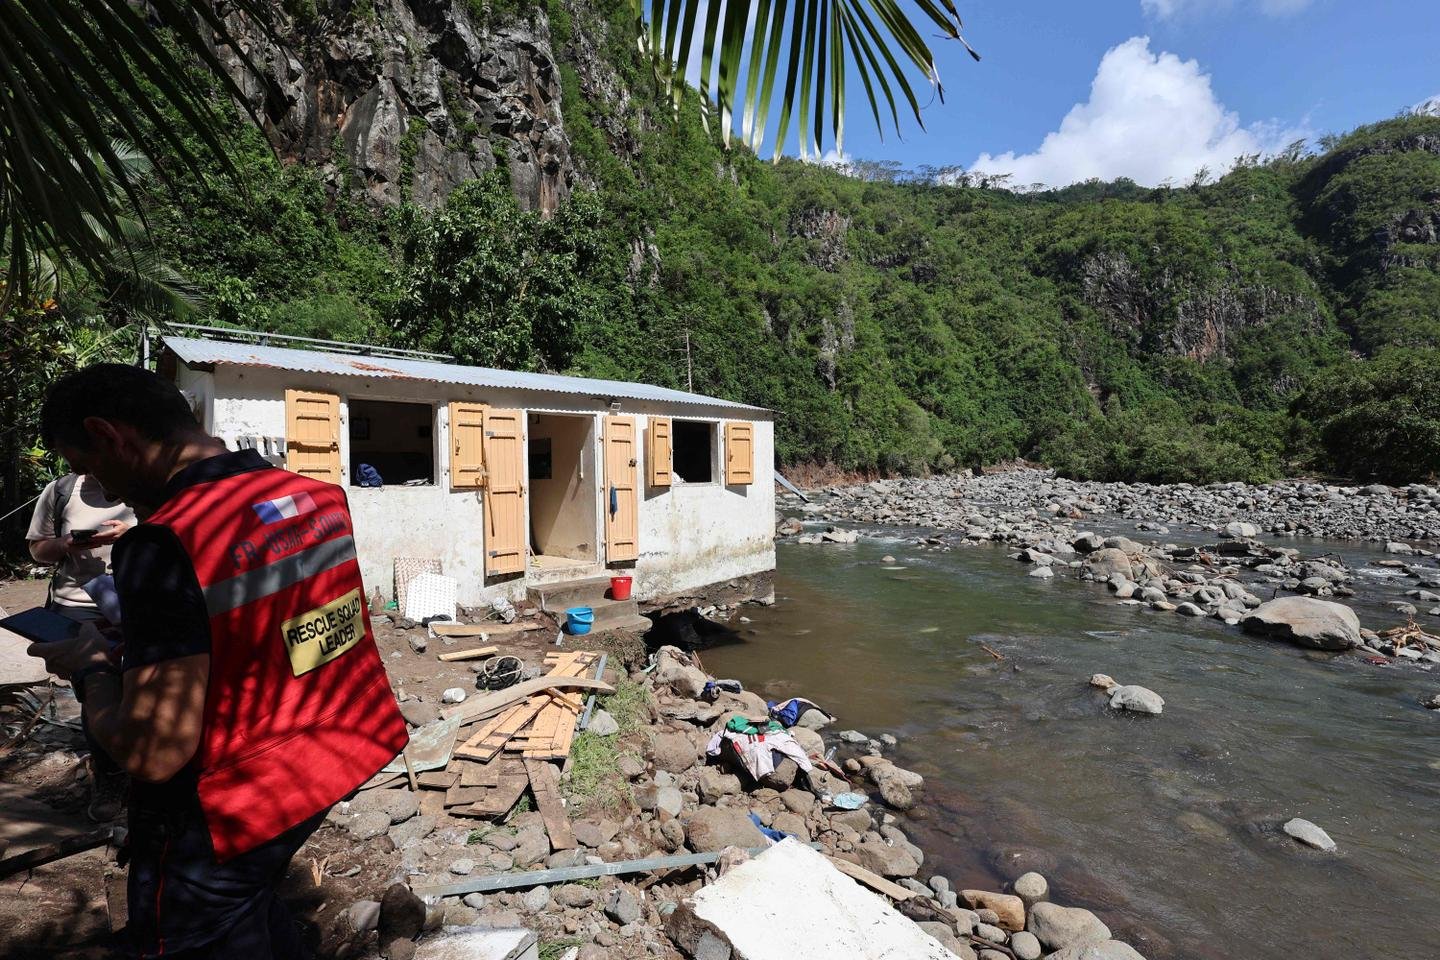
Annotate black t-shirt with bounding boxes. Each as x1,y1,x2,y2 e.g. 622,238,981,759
112,449,274,809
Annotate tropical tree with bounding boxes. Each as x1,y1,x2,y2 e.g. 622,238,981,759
1,0,975,314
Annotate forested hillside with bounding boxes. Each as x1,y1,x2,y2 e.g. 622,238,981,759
11,0,1440,487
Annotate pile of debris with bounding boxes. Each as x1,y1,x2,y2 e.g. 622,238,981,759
319,638,1151,960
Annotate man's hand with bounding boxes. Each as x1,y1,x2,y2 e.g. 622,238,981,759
83,519,130,548
27,622,114,680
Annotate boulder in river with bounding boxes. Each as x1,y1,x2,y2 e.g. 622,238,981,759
1027,901,1112,952
1107,685,1164,715
1283,817,1337,852
1082,548,1134,581
1046,941,1147,960
1241,597,1361,651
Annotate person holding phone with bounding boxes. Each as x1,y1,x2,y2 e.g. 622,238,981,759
27,471,134,821
27,472,134,616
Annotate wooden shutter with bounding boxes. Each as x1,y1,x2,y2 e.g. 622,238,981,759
604,416,639,563
449,401,487,490
647,416,672,488
285,388,341,483
481,408,526,576
725,421,754,485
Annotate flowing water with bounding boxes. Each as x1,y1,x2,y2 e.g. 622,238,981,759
701,535,1440,960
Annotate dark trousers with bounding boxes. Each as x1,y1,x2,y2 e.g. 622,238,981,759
125,796,326,959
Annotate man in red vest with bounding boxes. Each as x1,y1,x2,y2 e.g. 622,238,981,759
28,363,408,959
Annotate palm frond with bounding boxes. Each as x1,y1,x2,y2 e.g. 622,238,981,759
637,0,979,160
0,0,273,316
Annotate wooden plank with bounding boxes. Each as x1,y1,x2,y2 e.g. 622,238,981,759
417,770,459,790
433,621,542,638
458,761,502,788
441,675,615,725
0,829,114,880
437,645,499,662
827,855,917,901
523,759,577,851
455,699,548,761
453,775,529,818
445,785,494,808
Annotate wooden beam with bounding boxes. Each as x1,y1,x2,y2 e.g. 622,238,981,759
431,622,542,639
524,759,576,851
437,645,499,662
827,855,916,901
442,676,615,725
0,829,114,880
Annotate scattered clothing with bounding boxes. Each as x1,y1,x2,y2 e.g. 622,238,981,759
748,812,793,843
356,463,384,487
768,696,831,728
706,716,814,782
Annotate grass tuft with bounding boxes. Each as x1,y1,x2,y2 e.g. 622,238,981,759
563,677,649,814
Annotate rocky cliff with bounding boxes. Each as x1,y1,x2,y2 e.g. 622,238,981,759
213,0,578,212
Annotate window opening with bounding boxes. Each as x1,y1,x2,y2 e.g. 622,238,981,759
348,399,434,486
672,420,715,483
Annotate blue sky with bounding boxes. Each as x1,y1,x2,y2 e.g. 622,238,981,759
789,0,1440,185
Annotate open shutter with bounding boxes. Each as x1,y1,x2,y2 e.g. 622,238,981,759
449,401,487,490
285,388,341,483
725,421,754,485
604,416,639,563
647,417,672,488
481,408,526,576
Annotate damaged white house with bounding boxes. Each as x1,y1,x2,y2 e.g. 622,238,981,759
160,333,775,609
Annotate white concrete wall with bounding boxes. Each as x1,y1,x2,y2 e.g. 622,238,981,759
174,360,775,607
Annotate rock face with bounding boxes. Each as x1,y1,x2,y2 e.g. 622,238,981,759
213,0,578,212
1241,597,1362,650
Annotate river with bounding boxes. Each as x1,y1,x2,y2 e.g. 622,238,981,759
701,534,1440,960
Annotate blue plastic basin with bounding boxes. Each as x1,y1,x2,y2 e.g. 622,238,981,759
565,606,594,635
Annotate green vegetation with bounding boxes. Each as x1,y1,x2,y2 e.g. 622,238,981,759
5,0,1440,511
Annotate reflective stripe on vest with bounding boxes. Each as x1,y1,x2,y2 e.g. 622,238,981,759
203,533,357,614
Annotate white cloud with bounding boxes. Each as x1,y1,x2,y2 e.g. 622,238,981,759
969,37,1305,188
1141,0,1312,19
1415,94,1440,117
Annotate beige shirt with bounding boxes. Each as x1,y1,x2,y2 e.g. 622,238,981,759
27,474,135,608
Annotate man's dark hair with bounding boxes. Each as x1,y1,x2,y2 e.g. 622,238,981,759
41,363,199,448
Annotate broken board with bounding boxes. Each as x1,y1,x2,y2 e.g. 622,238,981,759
523,759,576,851
451,776,529,818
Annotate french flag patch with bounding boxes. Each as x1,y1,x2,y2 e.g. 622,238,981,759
252,491,318,525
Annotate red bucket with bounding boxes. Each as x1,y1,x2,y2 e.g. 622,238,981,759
609,576,633,601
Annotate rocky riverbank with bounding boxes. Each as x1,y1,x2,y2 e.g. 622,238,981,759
780,469,1440,670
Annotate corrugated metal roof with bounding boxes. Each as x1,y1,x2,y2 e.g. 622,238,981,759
163,337,768,412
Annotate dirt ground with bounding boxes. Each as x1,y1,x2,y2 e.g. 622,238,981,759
0,575,650,959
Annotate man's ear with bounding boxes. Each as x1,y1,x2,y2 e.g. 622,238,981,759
80,416,127,452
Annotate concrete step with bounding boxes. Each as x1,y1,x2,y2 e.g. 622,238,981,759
529,577,627,613
580,613,654,638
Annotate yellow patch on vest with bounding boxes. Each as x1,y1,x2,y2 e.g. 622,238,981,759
281,587,364,676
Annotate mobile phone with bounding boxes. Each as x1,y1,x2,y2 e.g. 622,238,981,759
70,528,97,543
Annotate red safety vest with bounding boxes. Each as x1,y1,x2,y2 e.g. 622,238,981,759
146,464,407,861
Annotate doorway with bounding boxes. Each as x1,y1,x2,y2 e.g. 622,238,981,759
528,413,598,575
